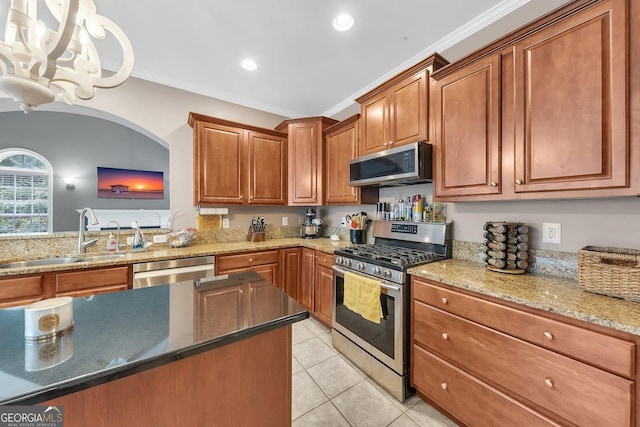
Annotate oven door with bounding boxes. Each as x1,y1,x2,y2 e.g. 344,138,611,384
332,265,405,374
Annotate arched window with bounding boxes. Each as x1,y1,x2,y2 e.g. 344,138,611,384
0,149,53,235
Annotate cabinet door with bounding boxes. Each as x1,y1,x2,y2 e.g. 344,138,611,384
389,69,428,146
359,92,389,155
195,122,245,204
55,266,130,298
280,248,301,299
314,265,333,327
195,283,247,339
288,122,322,205
0,275,44,308
513,0,628,193
252,263,279,288
433,54,501,198
247,131,287,205
299,248,315,310
326,118,360,204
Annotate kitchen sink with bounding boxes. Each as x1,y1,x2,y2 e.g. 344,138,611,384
0,253,127,269
73,254,127,262
0,257,79,269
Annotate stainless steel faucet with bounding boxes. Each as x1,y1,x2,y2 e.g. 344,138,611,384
78,207,99,254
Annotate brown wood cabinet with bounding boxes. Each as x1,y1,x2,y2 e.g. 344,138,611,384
280,247,301,299
45,325,292,427
189,113,287,205
215,250,280,288
432,54,501,198
299,248,315,311
411,277,636,426
314,251,333,327
54,266,131,298
324,114,361,205
275,117,338,206
0,275,45,308
356,54,448,156
432,0,637,201
0,265,132,307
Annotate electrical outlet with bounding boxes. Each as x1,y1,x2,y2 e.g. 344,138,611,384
126,236,133,246
222,218,230,229
282,216,288,226
542,223,561,244
153,235,167,244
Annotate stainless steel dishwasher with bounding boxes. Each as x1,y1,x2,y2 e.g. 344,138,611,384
132,256,215,288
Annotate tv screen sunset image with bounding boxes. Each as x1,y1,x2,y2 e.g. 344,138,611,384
97,167,164,199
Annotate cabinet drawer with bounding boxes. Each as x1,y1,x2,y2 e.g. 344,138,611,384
217,251,279,271
315,251,333,268
0,275,44,308
412,345,560,427
412,278,635,378
55,267,130,294
414,302,634,426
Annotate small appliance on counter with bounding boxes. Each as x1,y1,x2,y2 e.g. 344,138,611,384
301,208,322,239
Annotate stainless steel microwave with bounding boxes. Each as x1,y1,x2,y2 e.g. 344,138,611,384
349,141,432,187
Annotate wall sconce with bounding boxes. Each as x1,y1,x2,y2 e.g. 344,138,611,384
64,178,75,190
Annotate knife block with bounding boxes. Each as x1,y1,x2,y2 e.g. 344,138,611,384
248,227,265,242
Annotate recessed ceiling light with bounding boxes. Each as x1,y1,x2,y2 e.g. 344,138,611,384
241,59,258,71
332,13,354,32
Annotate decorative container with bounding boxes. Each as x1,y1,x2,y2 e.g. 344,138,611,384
24,297,74,341
578,246,640,301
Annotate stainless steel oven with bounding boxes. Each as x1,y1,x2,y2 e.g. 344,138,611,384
332,265,405,374
331,221,451,402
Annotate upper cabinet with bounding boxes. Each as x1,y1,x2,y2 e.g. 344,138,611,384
432,0,637,201
275,117,338,206
324,115,361,205
356,54,449,156
189,113,287,205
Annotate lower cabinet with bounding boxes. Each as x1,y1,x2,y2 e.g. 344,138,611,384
314,251,333,327
280,248,301,300
54,266,131,298
216,250,280,288
0,265,132,307
299,248,315,311
411,277,636,427
0,275,46,308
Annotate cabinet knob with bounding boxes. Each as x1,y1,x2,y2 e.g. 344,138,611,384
442,332,449,340
515,179,523,185
249,258,253,263
388,141,394,146
544,378,554,389
490,181,498,187
441,297,448,304
543,331,553,340
323,259,327,264
441,382,448,391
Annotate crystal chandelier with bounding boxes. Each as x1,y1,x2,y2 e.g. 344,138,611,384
0,0,134,112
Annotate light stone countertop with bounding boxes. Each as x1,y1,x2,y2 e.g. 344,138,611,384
0,237,353,277
408,259,640,336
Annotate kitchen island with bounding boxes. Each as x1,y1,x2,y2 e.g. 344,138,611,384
0,271,308,426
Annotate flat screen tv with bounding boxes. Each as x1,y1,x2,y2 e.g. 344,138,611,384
97,167,164,199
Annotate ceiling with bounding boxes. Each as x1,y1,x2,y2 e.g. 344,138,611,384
3,0,571,119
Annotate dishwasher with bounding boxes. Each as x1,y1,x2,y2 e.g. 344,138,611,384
132,256,216,288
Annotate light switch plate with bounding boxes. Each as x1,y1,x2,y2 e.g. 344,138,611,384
222,218,230,229
153,235,167,244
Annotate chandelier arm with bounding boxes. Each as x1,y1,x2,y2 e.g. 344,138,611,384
83,15,134,89
40,0,80,80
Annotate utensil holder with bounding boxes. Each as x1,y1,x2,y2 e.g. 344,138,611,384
350,229,365,244
248,228,265,242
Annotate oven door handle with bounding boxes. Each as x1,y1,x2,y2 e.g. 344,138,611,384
332,265,401,292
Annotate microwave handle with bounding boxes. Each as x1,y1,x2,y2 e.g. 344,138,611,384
332,265,401,292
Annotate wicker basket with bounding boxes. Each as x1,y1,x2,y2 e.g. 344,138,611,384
578,246,640,302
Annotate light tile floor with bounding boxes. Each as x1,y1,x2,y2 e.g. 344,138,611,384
292,317,459,427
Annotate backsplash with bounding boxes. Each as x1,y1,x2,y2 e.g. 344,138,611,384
453,240,577,280
1,230,575,279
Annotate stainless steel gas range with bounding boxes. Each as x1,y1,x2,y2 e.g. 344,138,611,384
332,220,451,402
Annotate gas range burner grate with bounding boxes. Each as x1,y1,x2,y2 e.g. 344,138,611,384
339,244,444,267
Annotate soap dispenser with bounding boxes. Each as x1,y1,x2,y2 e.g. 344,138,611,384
131,221,146,250
106,232,117,251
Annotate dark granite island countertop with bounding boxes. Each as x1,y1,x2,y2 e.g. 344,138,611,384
0,271,308,407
